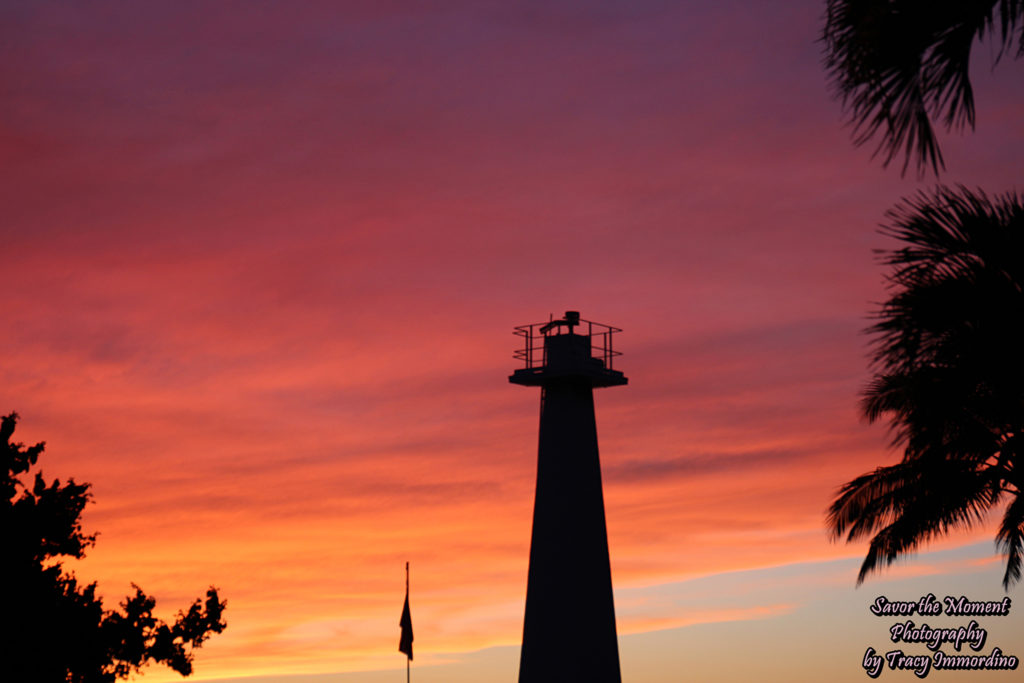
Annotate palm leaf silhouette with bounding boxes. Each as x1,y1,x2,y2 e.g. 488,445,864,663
823,0,1024,175
829,186,1024,587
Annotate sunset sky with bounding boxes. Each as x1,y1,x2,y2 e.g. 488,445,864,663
4,1,1024,681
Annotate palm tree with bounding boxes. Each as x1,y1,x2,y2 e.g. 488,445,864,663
827,186,1024,587
823,0,1024,175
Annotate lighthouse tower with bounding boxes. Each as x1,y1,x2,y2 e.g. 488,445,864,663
510,311,626,683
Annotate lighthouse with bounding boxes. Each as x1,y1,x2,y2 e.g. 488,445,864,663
510,311,626,683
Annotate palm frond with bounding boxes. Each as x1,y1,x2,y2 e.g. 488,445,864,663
996,494,1024,588
822,1,1024,175
848,459,1003,584
832,189,1024,583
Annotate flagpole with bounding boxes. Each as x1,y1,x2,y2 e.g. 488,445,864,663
406,562,410,683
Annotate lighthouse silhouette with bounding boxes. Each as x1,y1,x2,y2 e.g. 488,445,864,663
510,311,626,683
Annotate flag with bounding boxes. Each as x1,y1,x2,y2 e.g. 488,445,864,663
399,586,413,660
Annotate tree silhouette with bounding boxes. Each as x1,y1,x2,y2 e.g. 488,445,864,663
823,0,1024,175
2,412,226,681
827,187,1024,587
